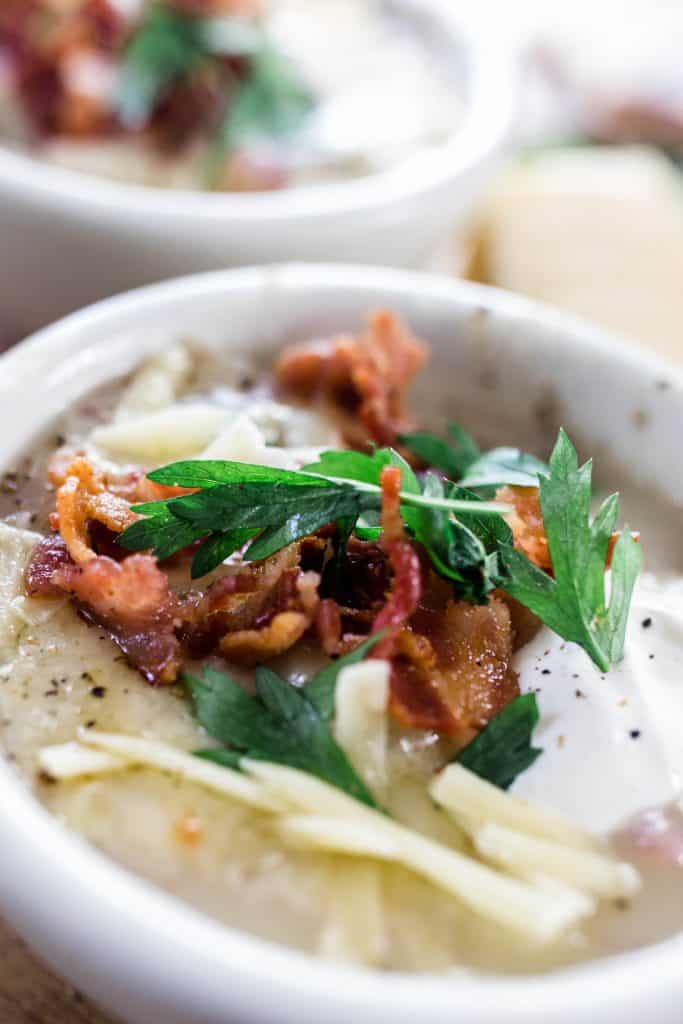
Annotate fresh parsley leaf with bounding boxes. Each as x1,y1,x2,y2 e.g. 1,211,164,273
499,430,641,672
117,506,208,562
303,447,420,495
225,42,314,141
185,663,377,807
147,460,331,489
196,747,243,770
412,473,494,603
206,38,314,186
455,693,543,789
400,424,548,491
119,454,505,578
303,447,421,531
118,6,207,127
163,481,361,531
303,633,385,720
460,447,549,491
400,422,481,479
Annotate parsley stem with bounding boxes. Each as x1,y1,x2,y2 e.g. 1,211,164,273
307,474,510,517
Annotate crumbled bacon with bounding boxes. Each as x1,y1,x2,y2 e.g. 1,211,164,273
388,584,519,737
315,599,342,655
183,545,320,665
219,610,311,663
497,485,550,570
34,451,323,680
52,456,136,564
25,535,73,597
371,465,422,658
148,67,224,152
275,311,428,452
5,0,124,139
55,553,183,684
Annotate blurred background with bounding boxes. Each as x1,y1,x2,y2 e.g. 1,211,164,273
2,1,683,363
444,0,683,365
2,1,683,362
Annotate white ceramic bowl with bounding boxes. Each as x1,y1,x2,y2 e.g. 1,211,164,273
0,2,515,339
1,264,682,1024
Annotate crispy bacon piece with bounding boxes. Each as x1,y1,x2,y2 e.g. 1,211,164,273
371,465,422,657
497,485,550,570
206,562,320,665
497,484,640,571
184,546,321,665
389,583,519,737
5,0,124,139
219,610,311,663
315,599,342,655
52,456,136,564
55,554,183,684
25,535,73,597
275,311,428,451
48,449,192,504
34,455,322,679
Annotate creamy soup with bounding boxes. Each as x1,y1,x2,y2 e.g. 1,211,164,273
0,314,682,975
0,0,462,192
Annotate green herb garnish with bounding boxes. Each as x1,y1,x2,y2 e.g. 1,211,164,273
117,4,314,184
400,423,548,491
120,428,639,674
455,693,543,789
499,430,641,672
119,452,506,580
205,38,314,186
400,423,482,480
303,633,385,721
185,662,377,807
118,5,208,127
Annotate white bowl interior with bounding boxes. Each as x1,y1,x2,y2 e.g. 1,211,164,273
0,264,682,1024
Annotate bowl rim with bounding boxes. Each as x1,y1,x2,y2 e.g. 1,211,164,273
0,2,515,223
2,263,683,1024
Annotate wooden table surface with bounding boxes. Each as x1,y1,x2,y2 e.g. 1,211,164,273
0,919,114,1024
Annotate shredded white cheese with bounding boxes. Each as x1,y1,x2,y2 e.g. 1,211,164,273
431,763,597,850
39,730,283,814
91,403,229,460
471,823,640,899
36,734,639,945
114,345,193,422
333,660,389,802
39,741,127,779
276,814,593,943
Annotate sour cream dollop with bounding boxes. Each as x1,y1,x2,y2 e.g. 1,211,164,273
513,575,683,834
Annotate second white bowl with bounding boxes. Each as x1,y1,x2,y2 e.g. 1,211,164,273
0,4,514,337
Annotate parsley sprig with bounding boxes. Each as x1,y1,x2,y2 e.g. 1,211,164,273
499,430,641,672
118,5,208,128
206,40,314,186
184,638,384,807
117,3,314,173
119,430,640,674
119,450,506,582
455,693,543,789
400,422,549,491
